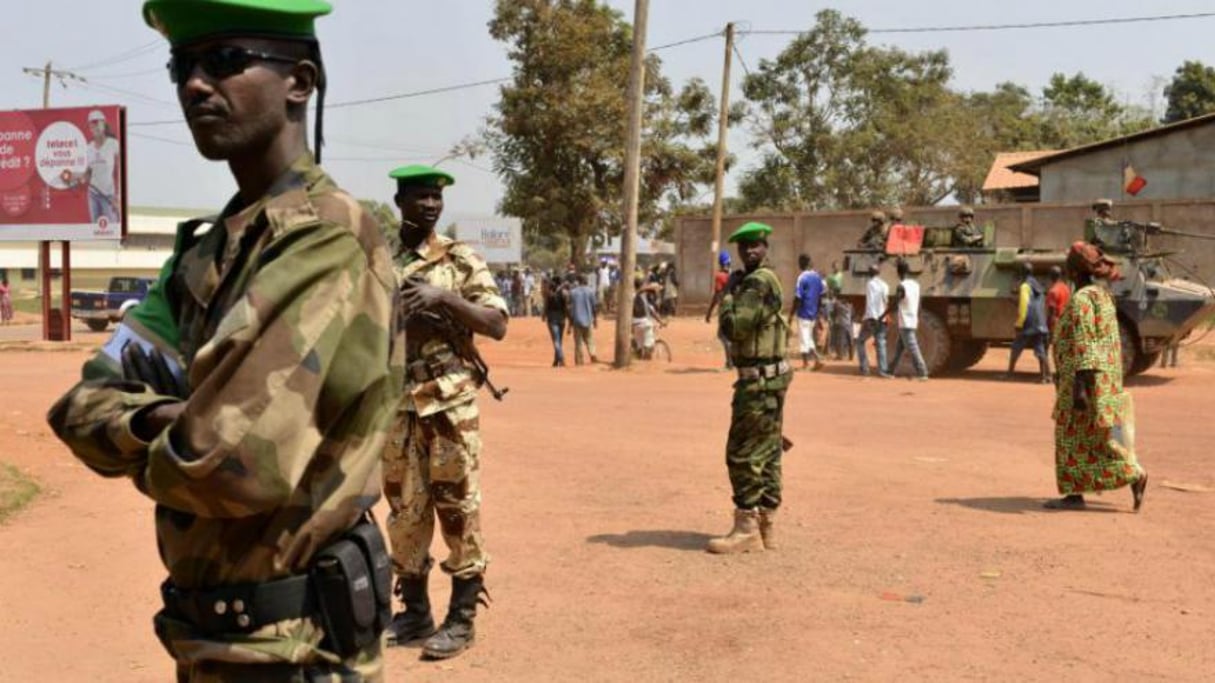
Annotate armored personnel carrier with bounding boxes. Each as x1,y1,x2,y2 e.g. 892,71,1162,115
837,220,1215,377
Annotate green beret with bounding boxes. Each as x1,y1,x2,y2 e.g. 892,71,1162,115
143,0,333,47
389,164,455,189
727,221,772,243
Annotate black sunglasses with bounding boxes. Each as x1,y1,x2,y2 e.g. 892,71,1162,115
167,45,299,84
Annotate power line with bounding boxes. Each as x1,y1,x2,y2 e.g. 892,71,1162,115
327,77,511,110
745,11,1215,36
66,41,162,72
88,66,166,80
78,80,179,108
128,131,192,146
650,30,723,51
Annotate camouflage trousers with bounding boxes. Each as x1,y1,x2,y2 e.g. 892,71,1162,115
725,382,788,510
383,400,487,579
158,613,382,682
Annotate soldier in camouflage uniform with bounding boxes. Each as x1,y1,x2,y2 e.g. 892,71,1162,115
46,2,403,681
382,165,509,659
857,210,888,250
952,206,984,247
707,222,792,554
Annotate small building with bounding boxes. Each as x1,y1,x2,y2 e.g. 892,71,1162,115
981,150,1058,203
0,206,194,295
1010,113,1215,202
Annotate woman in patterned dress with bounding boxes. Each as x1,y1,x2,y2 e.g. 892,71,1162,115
1045,242,1148,511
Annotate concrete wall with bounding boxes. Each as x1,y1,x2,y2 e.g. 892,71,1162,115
676,199,1215,309
1040,125,1215,202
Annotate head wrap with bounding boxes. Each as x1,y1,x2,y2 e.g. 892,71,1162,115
1067,241,1121,281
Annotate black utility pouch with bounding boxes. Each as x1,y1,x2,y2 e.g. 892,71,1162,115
342,522,393,633
312,538,379,657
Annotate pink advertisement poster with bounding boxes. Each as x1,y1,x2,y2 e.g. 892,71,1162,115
0,105,126,241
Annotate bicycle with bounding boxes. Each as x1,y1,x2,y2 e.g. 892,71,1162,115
631,319,672,362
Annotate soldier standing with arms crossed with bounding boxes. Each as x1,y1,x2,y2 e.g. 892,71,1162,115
707,222,792,554
382,165,509,660
47,1,402,680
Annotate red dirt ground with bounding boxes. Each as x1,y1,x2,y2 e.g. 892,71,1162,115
0,317,1213,681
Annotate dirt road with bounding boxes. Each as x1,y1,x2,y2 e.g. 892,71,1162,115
0,318,1212,681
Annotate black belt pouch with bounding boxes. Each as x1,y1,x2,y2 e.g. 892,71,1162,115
312,522,393,657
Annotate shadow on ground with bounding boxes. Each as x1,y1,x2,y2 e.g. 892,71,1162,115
935,496,1123,515
586,529,713,551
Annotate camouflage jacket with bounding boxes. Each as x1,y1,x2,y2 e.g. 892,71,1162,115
48,155,402,591
394,232,507,417
720,261,788,364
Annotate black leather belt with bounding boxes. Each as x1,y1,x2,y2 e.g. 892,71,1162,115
161,574,316,635
736,360,791,380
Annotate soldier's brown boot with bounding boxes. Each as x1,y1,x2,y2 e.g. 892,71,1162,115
386,575,437,647
422,575,490,660
758,507,778,550
705,508,764,554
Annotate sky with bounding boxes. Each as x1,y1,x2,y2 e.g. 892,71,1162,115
4,1,1215,218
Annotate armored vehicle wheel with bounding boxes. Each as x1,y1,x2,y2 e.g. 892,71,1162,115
1131,350,1162,376
944,341,987,373
886,309,950,377
1118,318,1140,378
85,319,109,332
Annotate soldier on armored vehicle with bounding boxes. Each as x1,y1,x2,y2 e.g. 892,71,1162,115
857,210,888,251
952,206,984,248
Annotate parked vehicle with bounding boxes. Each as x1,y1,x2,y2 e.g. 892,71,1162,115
839,222,1215,377
70,276,156,332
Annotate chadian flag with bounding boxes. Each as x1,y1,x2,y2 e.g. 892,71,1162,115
1123,162,1147,196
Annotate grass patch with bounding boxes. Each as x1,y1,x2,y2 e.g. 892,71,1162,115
0,463,41,523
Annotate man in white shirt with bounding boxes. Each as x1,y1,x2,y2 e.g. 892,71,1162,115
884,259,929,380
83,109,120,224
597,259,611,308
855,263,891,378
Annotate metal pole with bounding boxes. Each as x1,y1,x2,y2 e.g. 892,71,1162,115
709,23,734,289
612,0,649,368
41,61,53,340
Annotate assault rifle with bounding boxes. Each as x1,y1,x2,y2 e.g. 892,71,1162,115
402,276,508,401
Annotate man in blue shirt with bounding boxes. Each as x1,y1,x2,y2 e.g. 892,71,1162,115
568,274,599,364
790,254,825,371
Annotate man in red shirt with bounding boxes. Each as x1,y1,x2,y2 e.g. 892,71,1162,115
704,251,735,369
1045,265,1071,374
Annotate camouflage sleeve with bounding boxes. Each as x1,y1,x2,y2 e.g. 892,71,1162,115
454,245,509,316
46,379,179,480
143,223,394,518
721,271,774,342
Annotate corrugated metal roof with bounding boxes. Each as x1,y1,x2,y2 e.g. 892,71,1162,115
1008,112,1215,174
982,151,1058,191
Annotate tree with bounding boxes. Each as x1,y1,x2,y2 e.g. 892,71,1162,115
737,9,963,211
1163,60,1215,123
1036,72,1153,148
359,199,399,253
486,0,718,266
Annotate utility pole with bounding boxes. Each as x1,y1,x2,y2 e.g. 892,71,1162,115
709,23,734,287
613,0,649,368
22,61,85,342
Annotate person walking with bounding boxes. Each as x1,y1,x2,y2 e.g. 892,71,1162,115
568,274,599,364
631,277,664,359
790,254,825,371
0,276,12,324
1045,242,1148,511
707,222,791,554
1045,265,1071,372
884,260,929,380
383,164,509,660
855,263,891,378
704,251,735,370
1006,262,1050,383
543,274,569,367
48,2,402,678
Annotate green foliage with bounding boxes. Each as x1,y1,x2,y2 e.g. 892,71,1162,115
487,0,719,266
1163,61,1215,123
737,10,961,211
0,463,40,523
359,199,400,254
734,11,1157,210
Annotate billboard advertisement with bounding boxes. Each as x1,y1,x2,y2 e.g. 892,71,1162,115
0,105,126,242
454,216,523,264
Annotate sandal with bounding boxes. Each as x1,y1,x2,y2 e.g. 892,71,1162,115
1043,495,1086,510
1132,473,1148,512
